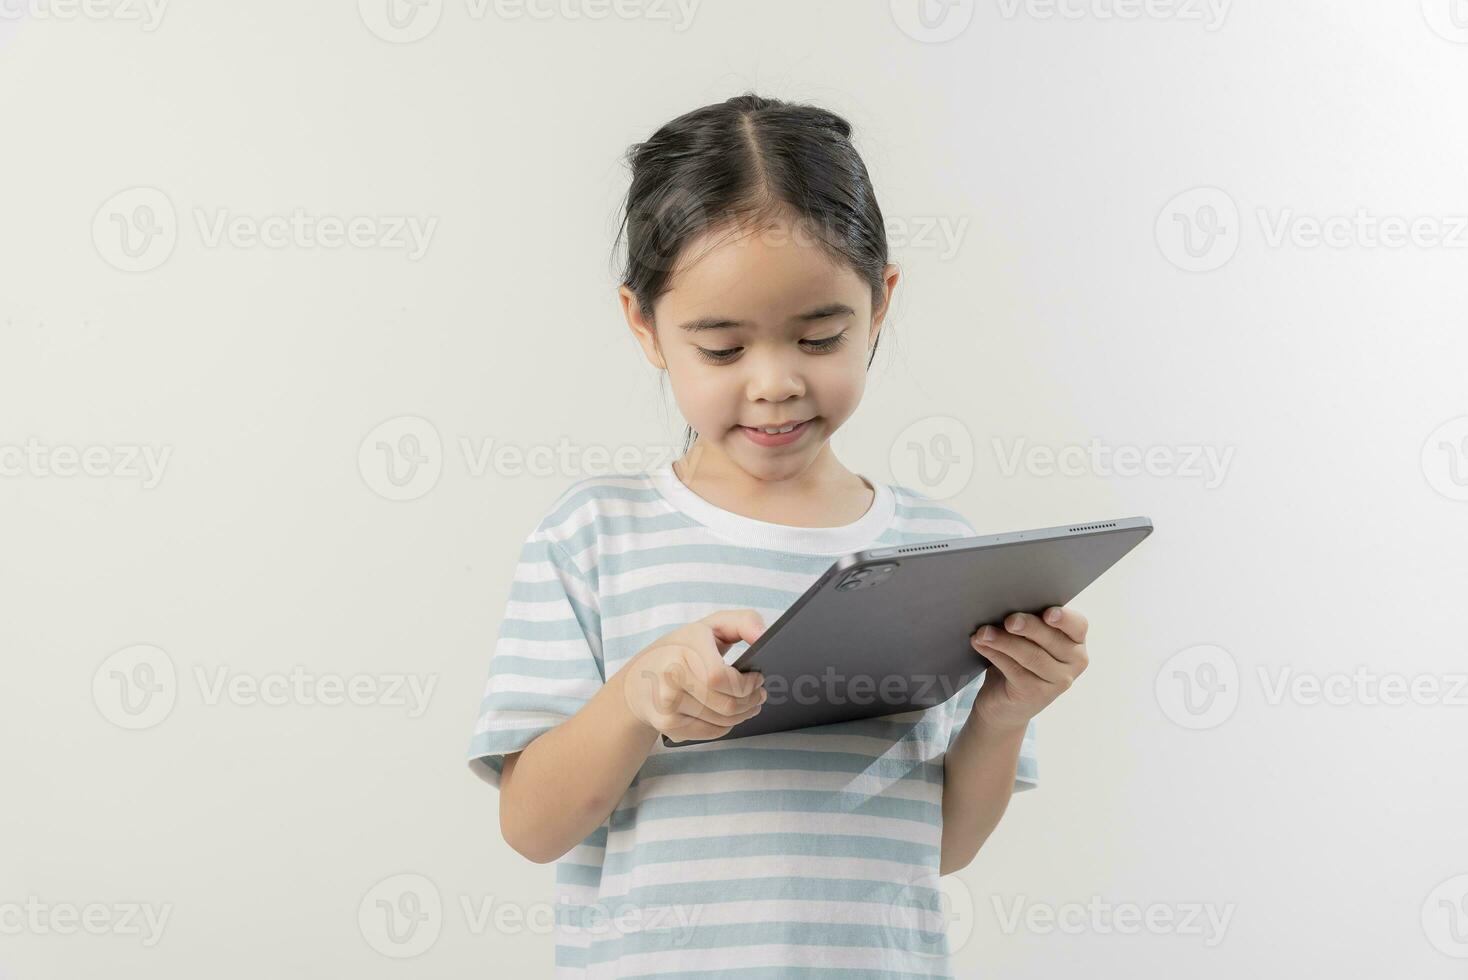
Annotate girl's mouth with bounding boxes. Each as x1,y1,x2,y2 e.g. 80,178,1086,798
738,418,814,447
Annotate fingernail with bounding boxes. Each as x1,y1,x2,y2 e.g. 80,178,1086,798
1045,607,1061,624
979,626,996,641
1008,614,1026,631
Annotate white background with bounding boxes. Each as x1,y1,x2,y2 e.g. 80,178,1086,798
2,0,1466,976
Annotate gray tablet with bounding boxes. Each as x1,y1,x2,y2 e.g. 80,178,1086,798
662,515,1153,747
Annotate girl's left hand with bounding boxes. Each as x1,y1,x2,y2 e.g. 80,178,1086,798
968,605,1089,733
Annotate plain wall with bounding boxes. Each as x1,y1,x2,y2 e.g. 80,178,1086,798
2,1,1466,975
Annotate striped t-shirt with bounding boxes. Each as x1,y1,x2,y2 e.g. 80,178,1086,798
467,460,1038,978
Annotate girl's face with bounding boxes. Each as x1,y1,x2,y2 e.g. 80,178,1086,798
621,211,899,486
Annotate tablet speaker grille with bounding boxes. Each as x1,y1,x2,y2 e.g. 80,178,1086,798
893,542,950,554
1068,522,1118,532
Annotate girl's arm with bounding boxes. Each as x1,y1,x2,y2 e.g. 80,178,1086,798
941,606,1091,875
498,610,769,864
498,664,660,864
939,715,1027,875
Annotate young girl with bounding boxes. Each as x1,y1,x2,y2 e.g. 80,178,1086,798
467,93,1091,978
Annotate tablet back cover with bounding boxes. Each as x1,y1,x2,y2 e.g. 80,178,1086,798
662,517,1152,747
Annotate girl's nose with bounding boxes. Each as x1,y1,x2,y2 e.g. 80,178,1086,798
743,351,806,404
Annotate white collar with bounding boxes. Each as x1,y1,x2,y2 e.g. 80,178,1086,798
648,460,895,556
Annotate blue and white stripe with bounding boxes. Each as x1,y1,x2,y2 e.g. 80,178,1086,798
468,463,1038,977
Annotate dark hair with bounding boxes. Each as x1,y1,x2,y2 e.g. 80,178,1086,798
613,93,892,456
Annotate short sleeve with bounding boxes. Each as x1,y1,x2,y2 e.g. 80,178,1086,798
466,528,605,790
944,673,1039,793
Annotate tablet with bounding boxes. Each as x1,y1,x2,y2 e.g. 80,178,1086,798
661,515,1153,747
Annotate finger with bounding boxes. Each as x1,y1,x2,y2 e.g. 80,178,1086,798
692,657,766,704
976,642,1028,685
999,611,1085,666
664,717,740,743
662,685,768,738
673,688,767,727
717,663,765,700
674,651,766,714
1040,605,1089,644
641,667,763,732
678,674,768,720
707,654,767,700
664,640,763,700
700,608,768,654
972,629,1067,684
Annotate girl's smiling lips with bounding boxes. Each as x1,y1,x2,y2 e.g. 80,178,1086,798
738,417,816,447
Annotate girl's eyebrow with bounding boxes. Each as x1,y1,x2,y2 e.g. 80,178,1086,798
676,303,856,333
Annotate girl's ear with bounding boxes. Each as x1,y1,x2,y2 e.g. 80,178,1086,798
619,285,667,370
870,263,901,347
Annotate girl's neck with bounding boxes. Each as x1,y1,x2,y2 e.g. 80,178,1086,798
671,439,875,529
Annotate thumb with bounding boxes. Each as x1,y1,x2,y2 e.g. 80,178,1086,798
700,608,767,652
697,609,767,696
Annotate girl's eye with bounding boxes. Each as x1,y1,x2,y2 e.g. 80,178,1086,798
694,330,849,364
695,346,742,363
803,331,849,353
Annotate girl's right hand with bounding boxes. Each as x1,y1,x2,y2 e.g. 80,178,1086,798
620,609,769,743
